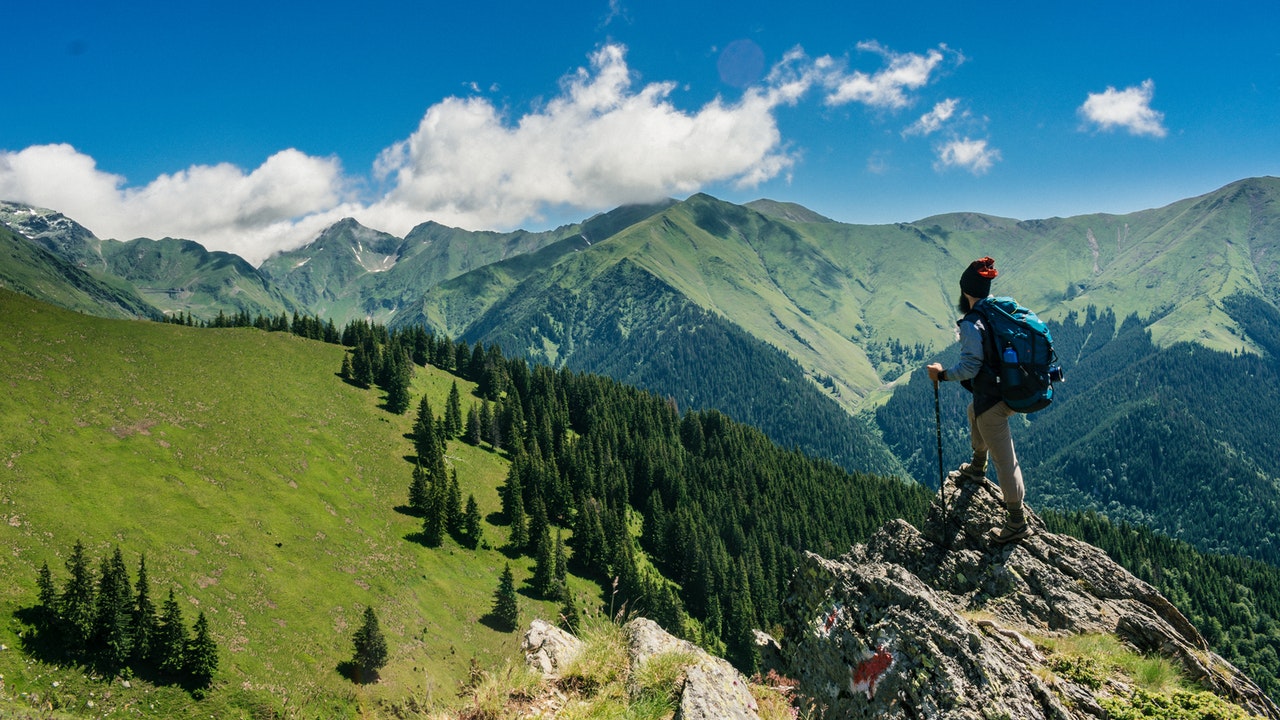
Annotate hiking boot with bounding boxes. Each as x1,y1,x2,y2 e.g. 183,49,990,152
954,452,987,484
991,505,1032,544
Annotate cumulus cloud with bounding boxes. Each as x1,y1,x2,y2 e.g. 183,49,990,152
0,41,979,264
365,43,801,232
1078,79,1167,137
934,137,1000,174
823,41,952,109
0,144,349,264
904,98,959,136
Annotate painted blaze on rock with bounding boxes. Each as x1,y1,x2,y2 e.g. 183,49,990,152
850,645,894,699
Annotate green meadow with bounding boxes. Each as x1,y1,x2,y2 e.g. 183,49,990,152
0,289,578,718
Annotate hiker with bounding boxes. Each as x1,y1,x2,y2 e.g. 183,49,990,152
927,257,1031,543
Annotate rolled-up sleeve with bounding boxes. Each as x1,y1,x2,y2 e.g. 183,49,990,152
944,319,985,381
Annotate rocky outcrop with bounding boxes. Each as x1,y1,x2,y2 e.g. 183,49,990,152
521,619,584,677
521,617,763,720
779,472,1280,719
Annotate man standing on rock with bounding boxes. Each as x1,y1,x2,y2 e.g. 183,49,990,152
927,257,1032,543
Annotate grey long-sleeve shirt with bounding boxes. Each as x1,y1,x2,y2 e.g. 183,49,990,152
944,315,987,382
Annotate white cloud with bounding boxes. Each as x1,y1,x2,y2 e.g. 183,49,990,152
934,137,1000,174
0,144,348,264
367,43,801,232
1078,79,1167,137
904,98,959,136
823,41,950,109
0,41,978,264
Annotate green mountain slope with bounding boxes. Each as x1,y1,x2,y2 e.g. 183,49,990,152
259,202,676,326
0,201,109,271
0,223,161,320
0,202,298,322
401,179,1280,411
0,289,568,718
100,236,300,320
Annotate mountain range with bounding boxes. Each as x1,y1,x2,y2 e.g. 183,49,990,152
3,178,1280,565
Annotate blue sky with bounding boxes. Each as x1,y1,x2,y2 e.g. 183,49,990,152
2,0,1277,263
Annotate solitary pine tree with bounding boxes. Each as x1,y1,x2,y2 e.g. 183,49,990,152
491,564,519,632
463,494,483,550
61,540,96,660
351,606,388,683
156,589,188,677
185,611,218,690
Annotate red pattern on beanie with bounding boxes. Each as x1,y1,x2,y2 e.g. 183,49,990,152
973,257,998,279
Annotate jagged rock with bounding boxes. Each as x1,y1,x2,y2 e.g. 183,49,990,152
754,629,785,676
625,617,761,720
779,472,1280,719
521,619,583,677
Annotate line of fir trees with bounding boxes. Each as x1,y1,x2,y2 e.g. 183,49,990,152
164,309,341,344
29,541,218,693
342,323,930,675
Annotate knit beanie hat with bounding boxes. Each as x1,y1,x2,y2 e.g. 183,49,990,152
960,257,998,297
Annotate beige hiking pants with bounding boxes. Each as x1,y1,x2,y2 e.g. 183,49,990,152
968,401,1025,511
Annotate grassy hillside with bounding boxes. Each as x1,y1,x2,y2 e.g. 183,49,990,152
0,289,577,718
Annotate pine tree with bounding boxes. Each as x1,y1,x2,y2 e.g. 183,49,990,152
531,524,555,598
725,560,760,676
479,400,494,447
422,478,446,548
408,463,429,515
61,540,96,659
156,589,188,677
463,494,483,550
339,352,353,381
351,606,388,683
554,529,568,592
131,554,159,668
446,468,463,536
184,611,218,689
491,564,519,632
413,397,447,481
465,403,482,445
558,584,581,635
527,495,549,556
37,561,58,625
384,349,413,415
93,547,134,671
444,381,464,437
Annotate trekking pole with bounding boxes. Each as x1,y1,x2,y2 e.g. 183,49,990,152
934,378,946,525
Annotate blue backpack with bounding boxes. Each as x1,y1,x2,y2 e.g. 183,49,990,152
969,297,1062,413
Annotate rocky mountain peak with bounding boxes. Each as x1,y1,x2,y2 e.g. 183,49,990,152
777,473,1280,719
